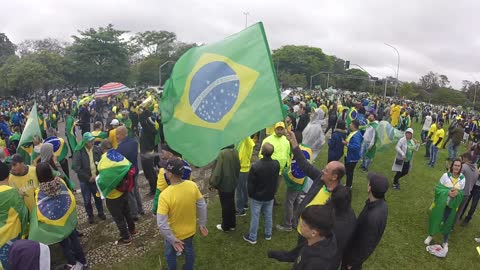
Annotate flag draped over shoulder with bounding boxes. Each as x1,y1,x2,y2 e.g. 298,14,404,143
65,115,78,151
0,186,29,269
428,183,464,236
96,149,131,199
44,136,68,162
28,180,77,245
160,22,283,166
17,103,42,165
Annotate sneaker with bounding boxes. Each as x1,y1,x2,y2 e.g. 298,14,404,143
276,224,292,232
244,206,249,210
424,235,432,245
243,234,257,245
88,216,95,224
98,213,106,220
475,237,480,243
461,219,470,226
392,184,400,190
236,211,246,217
216,224,235,232
265,235,272,241
114,238,132,246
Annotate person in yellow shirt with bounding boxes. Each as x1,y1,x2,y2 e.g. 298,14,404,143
267,130,345,262
235,136,255,216
108,119,120,148
428,121,444,168
8,154,39,212
157,159,208,270
390,102,401,127
425,120,438,158
99,140,136,246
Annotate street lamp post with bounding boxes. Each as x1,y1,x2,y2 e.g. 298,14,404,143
384,43,400,97
159,60,174,87
384,79,388,100
243,11,250,28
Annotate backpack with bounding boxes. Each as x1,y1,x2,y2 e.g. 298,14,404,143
116,166,136,192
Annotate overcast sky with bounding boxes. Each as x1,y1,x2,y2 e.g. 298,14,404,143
2,0,479,88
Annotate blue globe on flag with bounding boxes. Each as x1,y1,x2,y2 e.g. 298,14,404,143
189,61,240,123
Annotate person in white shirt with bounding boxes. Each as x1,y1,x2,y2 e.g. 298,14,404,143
421,112,432,145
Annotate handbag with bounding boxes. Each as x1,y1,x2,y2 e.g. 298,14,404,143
395,158,404,165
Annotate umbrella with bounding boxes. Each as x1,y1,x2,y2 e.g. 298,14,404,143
95,82,130,98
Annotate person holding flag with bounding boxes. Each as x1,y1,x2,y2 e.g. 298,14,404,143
29,162,87,269
97,140,136,246
425,158,465,257
360,113,379,172
44,128,70,179
0,161,29,270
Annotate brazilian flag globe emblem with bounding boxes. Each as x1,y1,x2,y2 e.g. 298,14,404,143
161,22,284,166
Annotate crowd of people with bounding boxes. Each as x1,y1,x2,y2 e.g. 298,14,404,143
0,89,480,270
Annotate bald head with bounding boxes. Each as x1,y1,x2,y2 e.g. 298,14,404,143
323,161,345,185
261,142,274,158
116,126,128,142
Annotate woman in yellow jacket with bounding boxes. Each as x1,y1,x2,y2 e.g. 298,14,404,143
390,103,402,127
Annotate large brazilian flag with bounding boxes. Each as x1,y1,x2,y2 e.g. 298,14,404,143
28,179,77,245
160,22,283,166
96,149,132,199
44,136,68,162
0,186,29,270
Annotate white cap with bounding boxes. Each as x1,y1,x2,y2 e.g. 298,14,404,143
110,119,120,126
405,128,413,135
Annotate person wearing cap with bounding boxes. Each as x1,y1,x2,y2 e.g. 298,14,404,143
8,154,39,212
428,120,444,168
392,128,418,190
268,130,345,263
72,132,105,224
157,158,208,270
152,145,192,215
360,113,379,172
210,145,240,232
342,172,389,270
116,125,144,220
108,119,121,149
343,119,363,188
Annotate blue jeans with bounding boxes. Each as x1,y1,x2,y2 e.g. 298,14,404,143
165,236,194,270
80,181,104,217
248,198,273,241
429,144,439,166
421,130,428,143
236,172,248,212
360,142,372,169
447,142,459,160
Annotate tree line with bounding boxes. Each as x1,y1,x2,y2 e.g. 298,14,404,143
0,25,477,108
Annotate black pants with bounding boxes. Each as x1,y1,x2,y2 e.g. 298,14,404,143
325,120,337,135
393,161,410,186
425,140,431,157
60,230,87,265
140,153,157,194
345,161,357,188
219,191,236,230
461,185,480,221
60,158,70,179
80,125,90,135
106,193,135,240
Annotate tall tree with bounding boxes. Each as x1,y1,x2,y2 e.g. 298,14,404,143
66,24,131,87
131,30,177,57
439,74,450,88
18,38,69,56
0,33,16,66
419,71,439,92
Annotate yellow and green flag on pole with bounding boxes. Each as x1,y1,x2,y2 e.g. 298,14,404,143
160,22,283,166
17,103,42,165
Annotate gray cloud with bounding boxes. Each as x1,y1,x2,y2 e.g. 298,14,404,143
2,0,479,88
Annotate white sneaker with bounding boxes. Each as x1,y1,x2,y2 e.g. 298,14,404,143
424,235,432,245
474,237,480,243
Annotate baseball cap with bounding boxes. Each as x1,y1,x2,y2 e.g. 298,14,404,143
274,121,285,129
165,158,185,176
110,119,120,126
10,154,24,165
82,132,95,142
405,128,414,135
367,172,389,198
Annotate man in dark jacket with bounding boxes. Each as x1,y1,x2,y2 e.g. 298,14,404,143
243,143,279,244
292,205,337,270
328,120,348,162
210,145,240,232
342,172,389,270
78,103,92,135
116,126,144,220
72,132,105,224
268,130,345,262
294,105,309,142
139,109,158,195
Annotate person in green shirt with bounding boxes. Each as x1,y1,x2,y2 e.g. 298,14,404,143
120,110,134,138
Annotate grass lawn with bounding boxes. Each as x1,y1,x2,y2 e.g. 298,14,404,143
107,121,480,270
